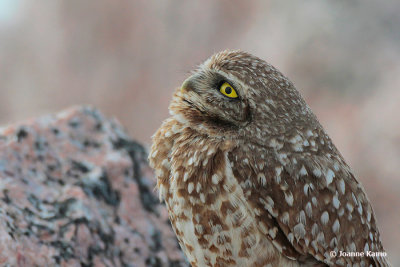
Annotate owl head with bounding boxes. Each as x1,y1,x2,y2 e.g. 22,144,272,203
169,50,317,139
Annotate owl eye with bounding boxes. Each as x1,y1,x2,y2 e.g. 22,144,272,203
219,82,238,98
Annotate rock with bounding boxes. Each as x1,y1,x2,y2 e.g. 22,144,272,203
0,106,188,267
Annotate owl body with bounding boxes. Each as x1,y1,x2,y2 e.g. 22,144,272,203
149,50,390,266
152,118,304,266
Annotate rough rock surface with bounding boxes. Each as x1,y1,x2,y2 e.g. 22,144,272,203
0,106,188,267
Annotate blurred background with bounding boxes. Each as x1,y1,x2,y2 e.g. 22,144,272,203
0,0,399,264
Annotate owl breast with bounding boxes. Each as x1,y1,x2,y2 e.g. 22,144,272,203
151,120,301,267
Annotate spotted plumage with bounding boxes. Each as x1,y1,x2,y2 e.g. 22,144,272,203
149,50,390,266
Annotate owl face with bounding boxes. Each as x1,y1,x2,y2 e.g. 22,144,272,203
169,50,315,138
178,69,251,128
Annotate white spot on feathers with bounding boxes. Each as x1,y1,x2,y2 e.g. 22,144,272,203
278,153,288,161
338,207,345,217
290,135,302,144
358,203,363,215
299,165,308,176
212,174,221,184
298,210,306,225
338,179,345,194
183,172,189,182
259,221,268,234
333,195,340,209
258,173,266,186
305,202,312,217
304,184,310,196
266,196,274,207
293,143,303,152
195,224,203,234
200,193,205,203
285,191,294,206
206,148,215,156
321,211,329,225
196,182,201,193
188,182,194,194
313,168,322,177
275,167,282,183
158,184,167,200
161,159,169,168
293,223,306,240
332,219,340,235
151,149,158,158
171,124,180,133
281,212,290,225
325,169,335,186
333,162,340,171
287,232,294,243
346,203,354,213
312,197,318,206
269,227,278,239
352,192,359,205
269,138,283,149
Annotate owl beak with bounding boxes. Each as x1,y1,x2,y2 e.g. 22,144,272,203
181,77,195,93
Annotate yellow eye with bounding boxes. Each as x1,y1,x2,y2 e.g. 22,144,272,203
219,82,238,98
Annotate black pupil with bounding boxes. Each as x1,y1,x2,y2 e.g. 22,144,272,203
225,87,232,94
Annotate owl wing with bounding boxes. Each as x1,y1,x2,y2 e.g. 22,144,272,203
148,118,177,201
227,148,390,266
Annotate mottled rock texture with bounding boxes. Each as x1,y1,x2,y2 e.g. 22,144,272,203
0,106,188,267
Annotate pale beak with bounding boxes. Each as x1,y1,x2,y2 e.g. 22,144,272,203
181,76,195,92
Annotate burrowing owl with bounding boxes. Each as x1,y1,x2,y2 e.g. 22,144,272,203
149,50,390,266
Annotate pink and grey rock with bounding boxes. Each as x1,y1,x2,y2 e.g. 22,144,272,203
0,106,188,267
